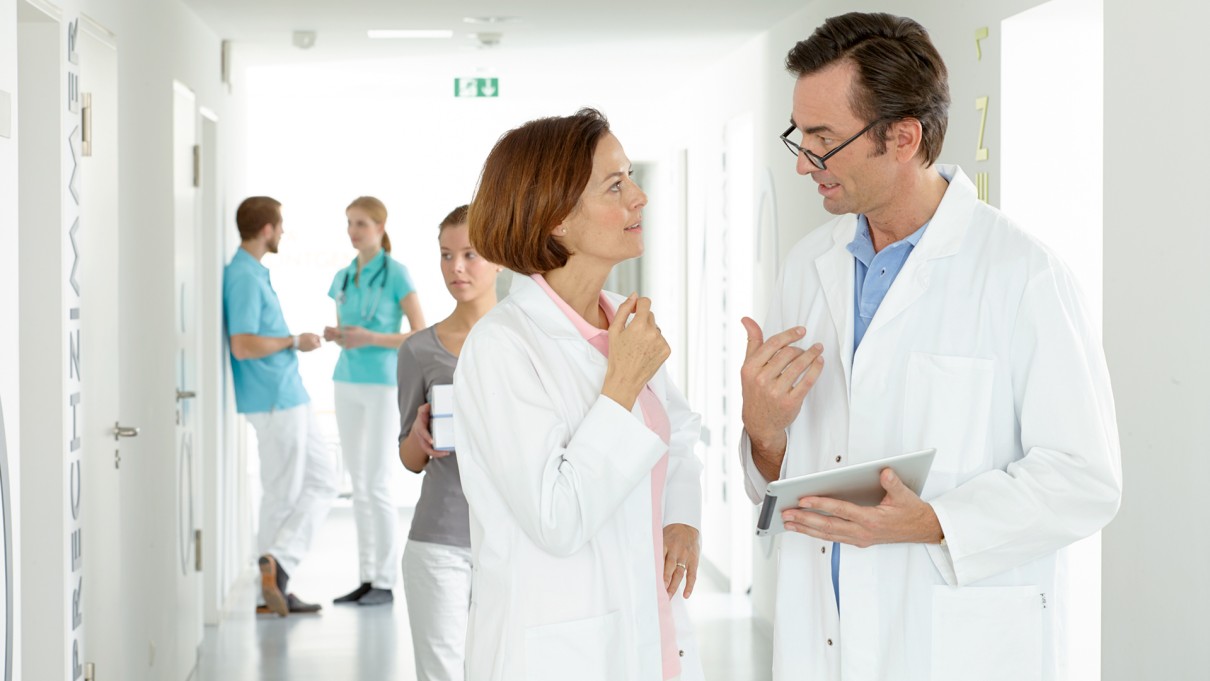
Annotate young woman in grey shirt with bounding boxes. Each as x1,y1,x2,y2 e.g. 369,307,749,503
397,205,499,681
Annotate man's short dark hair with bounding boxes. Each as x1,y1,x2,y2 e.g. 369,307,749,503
235,196,281,242
786,12,950,166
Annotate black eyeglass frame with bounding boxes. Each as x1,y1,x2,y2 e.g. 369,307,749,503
780,118,890,170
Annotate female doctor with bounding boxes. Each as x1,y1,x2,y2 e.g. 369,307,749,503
323,195,425,605
453,108,705,681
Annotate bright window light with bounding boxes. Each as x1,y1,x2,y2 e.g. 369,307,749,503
367,29,453,39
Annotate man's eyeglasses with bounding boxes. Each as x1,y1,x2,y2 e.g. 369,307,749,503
780,119,887,171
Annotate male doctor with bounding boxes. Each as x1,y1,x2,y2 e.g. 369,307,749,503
739,12,1122,681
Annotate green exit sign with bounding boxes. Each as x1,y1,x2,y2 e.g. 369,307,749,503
454,77,499,98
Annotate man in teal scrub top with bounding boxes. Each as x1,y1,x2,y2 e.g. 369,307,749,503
223,195,337,617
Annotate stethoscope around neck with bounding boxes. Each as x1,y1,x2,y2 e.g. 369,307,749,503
337,256,388,322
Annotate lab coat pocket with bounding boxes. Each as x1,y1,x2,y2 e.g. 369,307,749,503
524,610,623,681
904,353,995,491
930,585,1042,681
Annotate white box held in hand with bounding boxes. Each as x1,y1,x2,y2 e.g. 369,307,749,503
430,416,456,452
429,384,454,417
428,384,455,451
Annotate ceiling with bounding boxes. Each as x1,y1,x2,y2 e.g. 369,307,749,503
179,0,809,66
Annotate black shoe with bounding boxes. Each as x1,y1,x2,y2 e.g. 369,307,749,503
286,593,323,614
333,582,372,604
258,555,288,617
356,587,394,606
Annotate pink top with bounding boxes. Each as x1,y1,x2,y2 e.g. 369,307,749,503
530,274,680,680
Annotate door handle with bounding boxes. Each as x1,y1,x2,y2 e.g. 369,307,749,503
112,422,140,441
176,390,197,401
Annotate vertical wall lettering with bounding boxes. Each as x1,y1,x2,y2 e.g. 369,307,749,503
974,27,993,204
64,15,84,681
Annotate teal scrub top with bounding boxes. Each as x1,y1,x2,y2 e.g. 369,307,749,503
328,249,416,385
223,248,310,414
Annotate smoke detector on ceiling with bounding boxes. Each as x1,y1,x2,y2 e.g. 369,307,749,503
464,16,519,25
292,30,317,50
475,32,502,48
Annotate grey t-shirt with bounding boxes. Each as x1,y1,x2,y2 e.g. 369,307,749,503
397,326,470,548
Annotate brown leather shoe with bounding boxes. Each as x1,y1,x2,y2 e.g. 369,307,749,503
258,555,288,617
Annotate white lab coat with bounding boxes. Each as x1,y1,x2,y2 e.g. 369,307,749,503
454,274,704,681
741,166,1122,681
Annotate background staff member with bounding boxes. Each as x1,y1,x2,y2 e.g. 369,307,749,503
739,13,1121,681
224,195,337,617
324,196,425,606
397,204,500,681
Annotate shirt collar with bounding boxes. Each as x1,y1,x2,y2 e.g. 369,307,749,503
845,214,930,267
349,248,387,273
529,274,615,349
234,247,269,276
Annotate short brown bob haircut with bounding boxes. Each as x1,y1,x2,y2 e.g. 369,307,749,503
469,108,611,275
786,12,950,167
235,196,282,242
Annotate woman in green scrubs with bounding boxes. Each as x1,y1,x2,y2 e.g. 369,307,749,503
323,196,425,605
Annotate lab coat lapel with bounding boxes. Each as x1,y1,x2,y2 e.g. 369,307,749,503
814,220,856,397
864,165,976,338
509,275,609,371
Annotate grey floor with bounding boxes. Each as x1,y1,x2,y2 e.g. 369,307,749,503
196,505,772,681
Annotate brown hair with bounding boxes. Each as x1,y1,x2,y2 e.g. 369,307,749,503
785,12,950,166
438,204,469,235
235,196,282,242
469,108,611,275
347,195,391,252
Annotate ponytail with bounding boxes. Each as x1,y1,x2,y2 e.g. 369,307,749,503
382,231,392,252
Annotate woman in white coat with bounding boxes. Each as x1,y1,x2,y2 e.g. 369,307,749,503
453,108,705,681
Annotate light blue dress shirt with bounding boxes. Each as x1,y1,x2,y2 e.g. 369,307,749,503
223,248,310,414
831,215,929,608
327,249,416,385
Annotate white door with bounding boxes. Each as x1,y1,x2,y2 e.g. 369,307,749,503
77,18,127,681
172,80,203,680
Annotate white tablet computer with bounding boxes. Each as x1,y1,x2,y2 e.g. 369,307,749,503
755,448,936,537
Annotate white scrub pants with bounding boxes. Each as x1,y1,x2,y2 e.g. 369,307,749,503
402,539,473,681
334,381,400,590
245,403,338,576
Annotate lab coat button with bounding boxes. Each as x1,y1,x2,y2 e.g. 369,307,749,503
821,546,826,554
835,455,842,463
827,638,833,646
679,650,684,657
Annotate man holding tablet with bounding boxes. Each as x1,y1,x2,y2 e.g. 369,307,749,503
739,12,1122,681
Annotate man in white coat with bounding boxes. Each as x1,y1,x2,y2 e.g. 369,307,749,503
740,12,1122,681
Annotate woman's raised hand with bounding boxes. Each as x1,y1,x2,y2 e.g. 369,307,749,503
601,294,670,411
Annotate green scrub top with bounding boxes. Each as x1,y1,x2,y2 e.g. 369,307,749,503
327,249,416,385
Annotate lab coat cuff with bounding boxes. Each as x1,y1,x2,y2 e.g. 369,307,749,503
739,430,775,504
584,394,667,470
925,502,960,586
662,480,702,530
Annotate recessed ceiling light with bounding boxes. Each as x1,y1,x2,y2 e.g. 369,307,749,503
463,16,520,25
367,29,454,39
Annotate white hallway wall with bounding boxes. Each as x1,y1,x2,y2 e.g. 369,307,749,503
1101,0,1209,678
0,0,21,677
87,0,228,677
6,0,228,678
